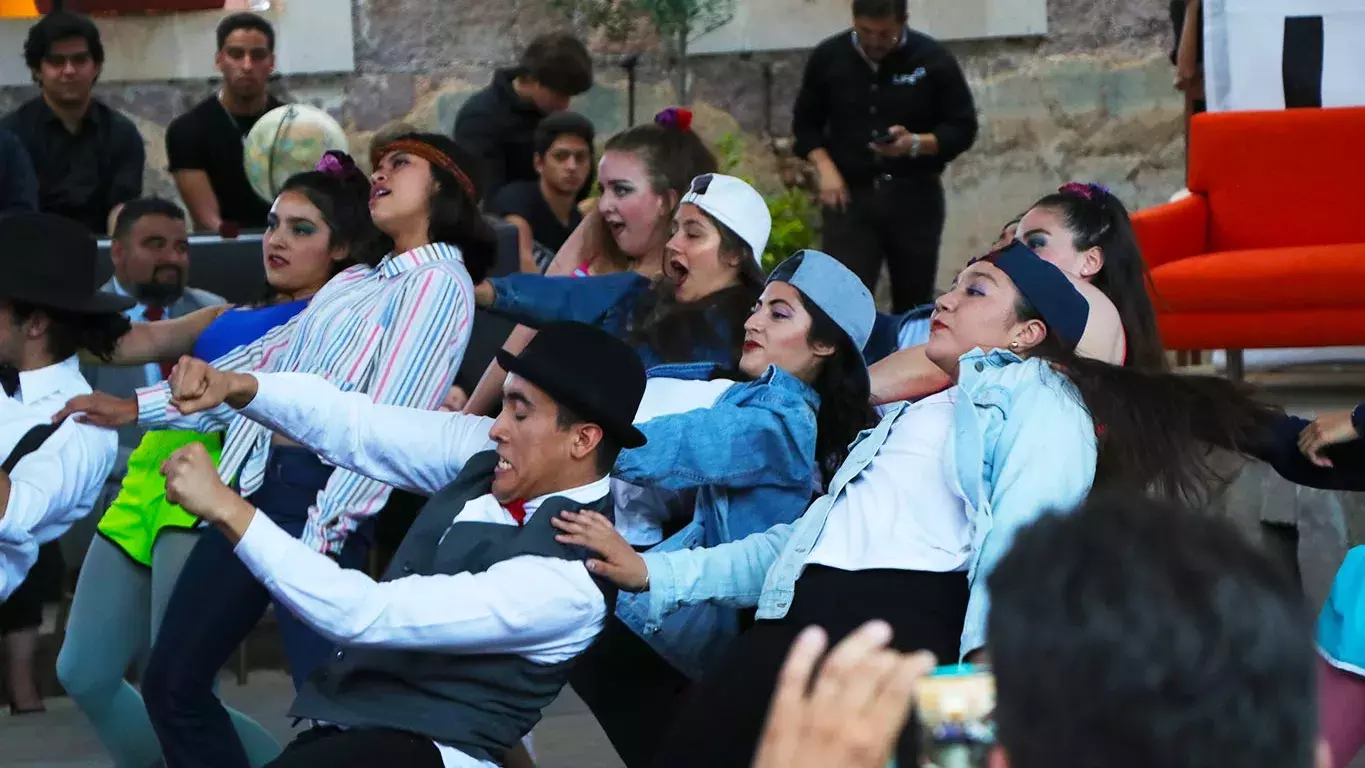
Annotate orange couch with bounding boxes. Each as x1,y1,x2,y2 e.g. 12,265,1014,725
1131,106,1365,353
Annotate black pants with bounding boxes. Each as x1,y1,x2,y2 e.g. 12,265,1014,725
0,541,64,634
822,176,946,313
267,726,443,768
650,565,968,768
570,616,692,768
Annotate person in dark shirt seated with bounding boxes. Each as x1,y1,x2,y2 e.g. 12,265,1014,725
487,112,594,273
453,32,593,201
0,127,37,214
0,11,144,235
165,13,284,234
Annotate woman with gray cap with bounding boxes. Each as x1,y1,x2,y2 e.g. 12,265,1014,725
558,241,1278,767
553,249,877,767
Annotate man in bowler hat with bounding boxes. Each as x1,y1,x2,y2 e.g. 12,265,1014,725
156,321,646,767
0,212,132,711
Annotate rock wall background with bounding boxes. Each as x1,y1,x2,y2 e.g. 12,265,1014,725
0,0,1187,290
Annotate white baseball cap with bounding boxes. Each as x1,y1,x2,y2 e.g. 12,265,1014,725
680,173,772,266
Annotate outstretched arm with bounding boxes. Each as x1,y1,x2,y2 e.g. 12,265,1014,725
85,304,232,366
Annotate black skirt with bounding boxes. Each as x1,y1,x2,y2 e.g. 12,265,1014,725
650,565,969,768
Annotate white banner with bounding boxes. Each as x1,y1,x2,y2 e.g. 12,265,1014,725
1205,0,1365,111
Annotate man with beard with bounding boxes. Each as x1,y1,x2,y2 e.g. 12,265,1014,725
82,198,223,514
165,13,284,234
0,11,145,235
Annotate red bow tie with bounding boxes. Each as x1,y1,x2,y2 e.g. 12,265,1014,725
503,499,528,526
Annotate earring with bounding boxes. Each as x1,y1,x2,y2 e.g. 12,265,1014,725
1009,340,1019,349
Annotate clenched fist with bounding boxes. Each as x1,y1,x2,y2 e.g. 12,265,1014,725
167,357,257,415
162,443,255,539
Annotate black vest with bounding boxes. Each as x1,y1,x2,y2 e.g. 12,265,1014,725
288,451,616,764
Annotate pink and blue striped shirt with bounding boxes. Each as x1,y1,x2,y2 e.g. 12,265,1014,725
136,242,475,555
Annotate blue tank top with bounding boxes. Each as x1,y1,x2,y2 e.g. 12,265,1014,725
191,298,309,361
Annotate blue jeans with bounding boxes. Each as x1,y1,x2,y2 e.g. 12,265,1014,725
142,447,373,768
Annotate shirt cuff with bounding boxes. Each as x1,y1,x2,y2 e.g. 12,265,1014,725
640,551,678,631
136,382,174,428
234,510,295,589
0,482,37,544
237,373,284,423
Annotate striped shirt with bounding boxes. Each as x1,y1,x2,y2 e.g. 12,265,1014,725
136,242,475,555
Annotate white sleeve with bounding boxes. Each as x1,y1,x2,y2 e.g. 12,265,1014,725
238,372,496,496
235,513,606,663
0,421,117,600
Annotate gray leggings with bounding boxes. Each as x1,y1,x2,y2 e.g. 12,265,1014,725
56,530,283,768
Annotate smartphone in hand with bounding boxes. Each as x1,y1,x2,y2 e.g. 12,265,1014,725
872,131,897,145
918,664,996,768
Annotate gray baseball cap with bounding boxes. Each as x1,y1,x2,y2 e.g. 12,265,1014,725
766,250,876,353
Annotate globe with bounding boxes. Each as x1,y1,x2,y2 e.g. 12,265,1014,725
243,104,350,203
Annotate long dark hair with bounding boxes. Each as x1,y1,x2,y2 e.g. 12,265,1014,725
626,212,763,364
381,132,499,284
1029,187,1167,372
798,292,877,478
598,112,718,271
1017,297,1277,503
7,300,130,363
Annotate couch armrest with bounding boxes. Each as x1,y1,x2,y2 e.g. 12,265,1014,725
1131,193,1210,271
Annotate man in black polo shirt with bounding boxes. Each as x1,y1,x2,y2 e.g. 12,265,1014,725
165,13,284,234
453,32,593,202
0,11,145,235
793,0,977,313
487,111,594,272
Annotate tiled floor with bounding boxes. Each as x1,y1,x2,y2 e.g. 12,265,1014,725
0,671,626,768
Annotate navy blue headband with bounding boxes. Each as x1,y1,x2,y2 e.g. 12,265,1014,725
979,241,1089,351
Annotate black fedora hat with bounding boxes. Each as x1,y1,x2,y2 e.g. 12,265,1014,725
0,212,135,314
497,321,647,449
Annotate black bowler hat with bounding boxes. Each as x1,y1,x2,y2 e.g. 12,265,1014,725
0,212,135,314
497,322,647,449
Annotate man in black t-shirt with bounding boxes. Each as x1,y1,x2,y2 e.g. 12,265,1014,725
165,13,284,234
486,112,594,272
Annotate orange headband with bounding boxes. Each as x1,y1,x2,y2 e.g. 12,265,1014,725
372,139,476,200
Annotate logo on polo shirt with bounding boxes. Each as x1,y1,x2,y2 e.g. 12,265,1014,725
893,67,928,86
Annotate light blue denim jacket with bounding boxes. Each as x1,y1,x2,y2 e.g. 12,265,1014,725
638,349,1098,659
488,272,736,369
614,361,821,678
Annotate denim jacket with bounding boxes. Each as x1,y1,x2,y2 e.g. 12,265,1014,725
614,361,821,678
487,272,735,369
639,349,1097,659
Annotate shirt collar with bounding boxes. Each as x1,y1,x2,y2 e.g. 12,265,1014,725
522,475,611,519
378,242,464,279
14,356,84,403
37,96,100,131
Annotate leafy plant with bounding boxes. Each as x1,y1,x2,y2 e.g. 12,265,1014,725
549,0,735,102
715,132,819,272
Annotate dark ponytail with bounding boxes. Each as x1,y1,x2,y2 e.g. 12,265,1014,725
1020,298,1277,503
799,293,877,480
1030,186,1167,373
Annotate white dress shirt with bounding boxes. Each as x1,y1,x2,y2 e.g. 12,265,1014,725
806,389,971,573
234,371,608,768
0,356,119,599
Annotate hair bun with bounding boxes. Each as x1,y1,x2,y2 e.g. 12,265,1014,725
654,107,693,132
1059,182,1110,201
316,150,365,182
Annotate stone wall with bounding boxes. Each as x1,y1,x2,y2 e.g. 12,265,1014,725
0,0,1188,290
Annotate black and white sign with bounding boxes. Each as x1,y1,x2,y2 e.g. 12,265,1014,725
1205,0,1365,111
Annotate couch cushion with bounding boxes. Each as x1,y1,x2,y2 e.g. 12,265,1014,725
1189,107,1365,253
1151,243,1365,313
